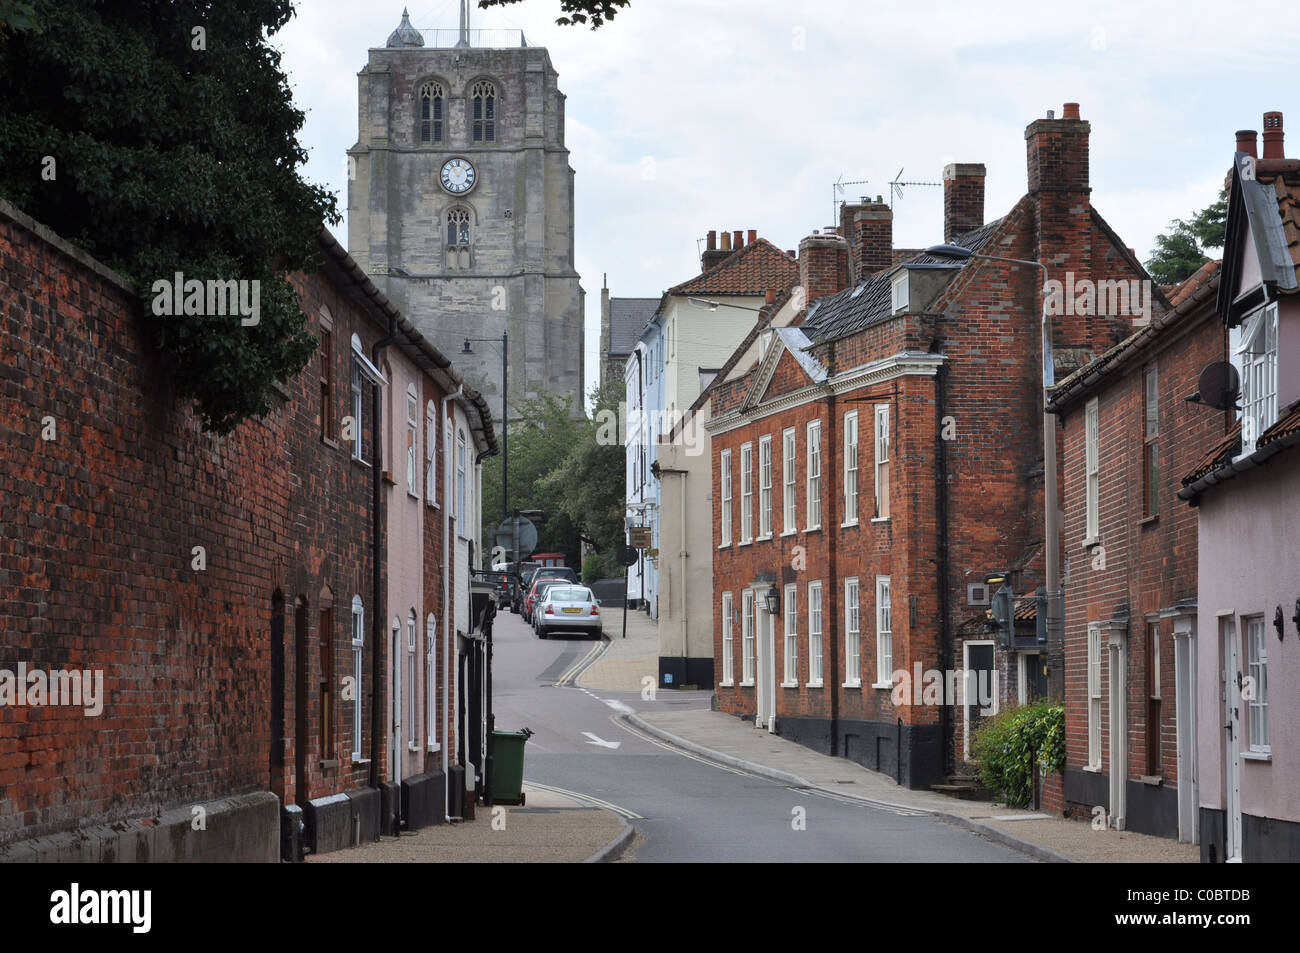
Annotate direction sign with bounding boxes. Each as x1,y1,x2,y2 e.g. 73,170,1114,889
493,515,538,561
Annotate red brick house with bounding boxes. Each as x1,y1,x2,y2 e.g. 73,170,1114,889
707,103,1159,788
1046,261,1228,839
0,199,495,861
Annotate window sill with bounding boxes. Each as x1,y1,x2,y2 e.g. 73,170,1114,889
427,743,441,753
718,541,732,550
842,680,861,689
1242,750,1272,762
871,681,893,690
841,520,859,529
737,539,753,547
408,491,421,501
319,758,339,771
427,499,438,509
351,455,371,470
271,379,292,400
780,680,800,689
806,680,824,689
738,680,755,688
871,516,891,524
1081,536,1100,549
1139,774,1163,787
1082,764,1102,773
780,529,798,538
382,470,396,486
322,435,340,450
804,525,822,534
1139,514,1159,527
756,533,773,542
351,756,371,765
719,680,735,688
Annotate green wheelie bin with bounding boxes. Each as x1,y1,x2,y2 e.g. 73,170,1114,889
490,727,534,806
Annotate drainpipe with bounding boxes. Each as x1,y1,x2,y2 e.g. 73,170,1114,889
370,320,396,798
935,364,953,781
441,385,462,822
826,386,839,756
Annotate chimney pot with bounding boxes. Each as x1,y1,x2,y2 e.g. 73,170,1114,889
765,288,776,305
707,229,717,251
721,231,731,251
747,229,757,245
1046,109,1055,120
1262,111,1284,160
733,229,743,249
1063,102,1080,120
1236,129,1258,159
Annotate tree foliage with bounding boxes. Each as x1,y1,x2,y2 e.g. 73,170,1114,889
970,701,1065,808
0,1,338,434
1145,186,1227,286
477,0,629,29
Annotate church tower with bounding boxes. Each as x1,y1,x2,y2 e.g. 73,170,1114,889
348,6,585,420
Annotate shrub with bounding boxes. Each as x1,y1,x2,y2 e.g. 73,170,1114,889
970,700,1064,807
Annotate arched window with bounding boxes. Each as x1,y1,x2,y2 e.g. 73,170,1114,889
419,82,444,143
471,81,496,143
446,208,471,271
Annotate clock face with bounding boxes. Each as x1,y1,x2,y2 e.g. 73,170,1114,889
440,157,477,194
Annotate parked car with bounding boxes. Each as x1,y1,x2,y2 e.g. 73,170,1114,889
474,570,511,608
534,585,602,639
529,580,569,632
519,566,577,619
503,561,539,613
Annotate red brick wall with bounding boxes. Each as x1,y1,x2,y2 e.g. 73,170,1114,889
0,205,379,843
1056,306,1229,812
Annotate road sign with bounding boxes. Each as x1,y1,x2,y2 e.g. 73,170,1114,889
628,525,652,549
493,515,537,560
619,545,638,567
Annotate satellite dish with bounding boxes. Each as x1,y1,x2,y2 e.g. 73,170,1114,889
1198,362,1240,411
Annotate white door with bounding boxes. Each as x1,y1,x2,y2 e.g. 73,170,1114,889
1173,623,1198,844
1222,620,1242,862
1108,637,1126,830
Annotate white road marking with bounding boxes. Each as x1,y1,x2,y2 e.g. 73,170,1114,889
582,731,621,749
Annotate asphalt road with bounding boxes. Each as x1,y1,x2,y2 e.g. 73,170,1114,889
492,609,1031,863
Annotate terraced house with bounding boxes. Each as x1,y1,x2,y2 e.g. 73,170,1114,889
708,104,1161,788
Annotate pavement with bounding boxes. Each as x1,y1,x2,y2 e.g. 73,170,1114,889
307,785,630,864
579,606,1197,864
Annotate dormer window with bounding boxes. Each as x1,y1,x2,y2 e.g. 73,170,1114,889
419,82,444,143
891,271,910,314
1238,302,1278,456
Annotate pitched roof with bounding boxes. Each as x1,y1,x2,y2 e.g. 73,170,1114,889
607,298,657,355
1217,157,1300,319
1179,402,1300,500
800,218,1001,343
666,238,798,297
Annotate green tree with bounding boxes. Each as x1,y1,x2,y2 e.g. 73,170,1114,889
540,381,626,578
0,1,337,434
477,0,629,28
1145,186,1227,286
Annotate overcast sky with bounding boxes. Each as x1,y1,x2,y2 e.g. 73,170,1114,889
277,0,1299,404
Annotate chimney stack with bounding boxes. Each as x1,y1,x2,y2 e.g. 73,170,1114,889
1236,129,1258,158
798,232,849,306
943,163,986,242
701,229,730,272
839,197,893,282
1262,111,1285,159
1026,101,1090,195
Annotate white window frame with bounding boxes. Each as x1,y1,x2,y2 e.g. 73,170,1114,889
351,595,365,761
758,435,773,538
351,362,366,462
425,401,438,506
892,270,910,314
719,449,733,547
782,427,797,535
808,582,823,687
741,589,755,685
1087,621,1102,769
1085,397,1099,541
782,584,798,687
1246,615,1269,753
426,613,439,749
406,386,419,498
1238,302,1279,457
843,410,859,526
805,419,821,530
720,592,735,686
740,442,754,543
844,578,861,686
456,428,467,539
873,575,893,688
873,403,891,520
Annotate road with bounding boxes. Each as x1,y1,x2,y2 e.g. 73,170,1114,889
491,608,1031,863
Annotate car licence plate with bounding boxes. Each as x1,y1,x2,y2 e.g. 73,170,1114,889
563,607,582,613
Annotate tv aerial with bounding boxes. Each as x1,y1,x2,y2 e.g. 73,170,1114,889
888,167,942,209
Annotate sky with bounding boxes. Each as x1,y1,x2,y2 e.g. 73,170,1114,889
275,0,1300,406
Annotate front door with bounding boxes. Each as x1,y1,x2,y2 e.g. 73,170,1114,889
1221,618,1242,862
1173,621,1198,844
1108,636,1127,830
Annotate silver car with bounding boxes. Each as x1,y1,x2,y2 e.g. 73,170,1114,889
534,585,603,639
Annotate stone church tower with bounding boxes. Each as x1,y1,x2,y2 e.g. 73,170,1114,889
348,6,585,421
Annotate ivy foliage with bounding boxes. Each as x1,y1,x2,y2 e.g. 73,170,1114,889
0,1,338,434
970,700,1065,808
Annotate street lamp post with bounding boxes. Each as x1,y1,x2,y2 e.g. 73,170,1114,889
923,245,1063,698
